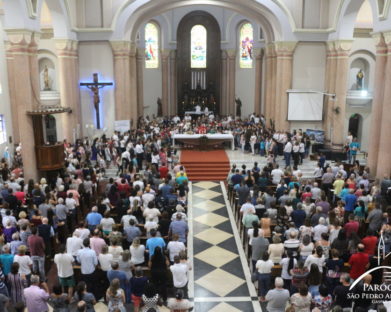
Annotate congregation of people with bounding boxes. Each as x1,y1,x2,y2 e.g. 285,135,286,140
228,135,391,311
0,116,203,312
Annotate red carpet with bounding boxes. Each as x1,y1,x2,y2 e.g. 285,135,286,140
180,150,230,181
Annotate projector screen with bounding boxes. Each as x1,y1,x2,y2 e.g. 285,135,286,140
288,92,324,121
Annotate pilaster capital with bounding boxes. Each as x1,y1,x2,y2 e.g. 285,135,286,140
333,40,353,56
274,41,297,58
371,32,387,55
55,39,78,58
226,49,236,59
253,48,264,60
169,49,176,60
265,43,276,58
5,30,39,53
136,47,144,61
221,50,227,60
382,31,391,47
161,49,171,59
110,41,131,58
129,43,137,57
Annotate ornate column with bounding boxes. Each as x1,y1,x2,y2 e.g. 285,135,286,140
161,50,170,116
55,39,81,141
6,31,40,180
331,40,352,147
375,31,391,178
323,41,337,144
274,41,297,131
220,50,228,115
110,41,132,125
5,41,19,142
254,48,264,115
367,33,387,175
227,49,236,116
263,44,273,124
169,50,177,116
129,43,139,122
136,48,144,117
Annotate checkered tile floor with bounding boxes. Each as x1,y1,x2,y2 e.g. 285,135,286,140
190,182,261,311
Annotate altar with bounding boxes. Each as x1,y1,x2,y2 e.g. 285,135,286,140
172,133,235,150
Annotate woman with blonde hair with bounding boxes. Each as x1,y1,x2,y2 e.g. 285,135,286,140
106,278,126,312
130,238,146,265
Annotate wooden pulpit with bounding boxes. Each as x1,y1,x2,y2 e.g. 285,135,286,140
27,106,71,171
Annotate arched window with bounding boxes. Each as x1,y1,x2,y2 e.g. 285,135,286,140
191,25,207,68
239,23,254,68
145,23,159,68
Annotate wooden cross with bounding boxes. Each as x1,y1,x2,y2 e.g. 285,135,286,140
80,73,113,129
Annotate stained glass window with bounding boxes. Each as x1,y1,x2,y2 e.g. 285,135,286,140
191,25,207,68
145,23,159,68
239,23,254,68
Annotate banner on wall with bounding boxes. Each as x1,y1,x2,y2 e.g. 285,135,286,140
114,120,131,133
306,129,325,144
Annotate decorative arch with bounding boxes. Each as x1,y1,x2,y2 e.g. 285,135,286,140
331,0,378,40
111,0,286,42
144,21,160,68
238,21,254,68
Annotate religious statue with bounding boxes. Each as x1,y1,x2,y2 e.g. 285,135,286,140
235,97,242,117
157,97,163,116
356,69,364,90
43,65,51,91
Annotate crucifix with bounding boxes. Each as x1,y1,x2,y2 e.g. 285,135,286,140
80,73,113,129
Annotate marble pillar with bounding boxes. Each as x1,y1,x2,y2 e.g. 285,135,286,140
161,50,170,116
264,44,273,125
367,33,387,175
129,44,139,122
136,48,144,117
331,40,352,147
376,31,391,178
55,39,81,141
5,41,19,143
254,48,264,115
110,41,132,126
5,31,40,180
220,50,228,116
274,41,297,131
227,49,236,116
169,50,177,116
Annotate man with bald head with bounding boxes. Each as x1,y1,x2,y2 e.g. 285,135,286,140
38,217,55,257
348,243,369,280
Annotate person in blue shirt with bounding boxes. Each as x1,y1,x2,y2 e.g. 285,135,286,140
343,189,357,222
259,138,266,156
146,229,166,257
349,138,360,164
85,206,103,231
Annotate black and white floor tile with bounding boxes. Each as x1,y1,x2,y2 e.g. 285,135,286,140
189,181,262,311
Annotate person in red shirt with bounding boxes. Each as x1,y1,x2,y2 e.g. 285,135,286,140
14,185,26,205
159,163,169,179
361,230,378,255
117,178,130,196
301,187,312,202
27,227,46,281
348,243,369,279
343,214,359,238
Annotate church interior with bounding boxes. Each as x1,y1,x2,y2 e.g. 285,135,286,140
0,0,391,311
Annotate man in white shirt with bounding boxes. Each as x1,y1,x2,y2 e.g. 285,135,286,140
283,139,293,168
121,210,138,230
142,189,155,209
66,232,83,258
271,165,284,185
170,255,189,299
143,202,161,223
167,234,186,263
54,245,75,298
133,175,144,191
240,198,256,219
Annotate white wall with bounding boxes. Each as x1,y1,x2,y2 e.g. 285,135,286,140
0,21,13,157
79,41,115,136
291,42,326,131
236,57,256,117
143,65,162,117
0,22,12,158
